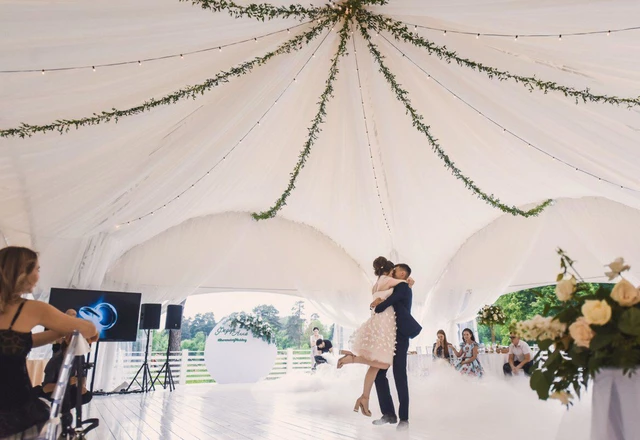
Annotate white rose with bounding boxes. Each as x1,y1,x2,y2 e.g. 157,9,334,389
569,317,595,348
550,391,572,406
493,314,497,320
555,278,576,301
581,300,612,325
610,279,640,307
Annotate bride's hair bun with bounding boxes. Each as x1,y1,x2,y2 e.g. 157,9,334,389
373,256,394,276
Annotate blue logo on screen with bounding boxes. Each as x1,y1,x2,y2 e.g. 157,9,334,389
78,300,118,337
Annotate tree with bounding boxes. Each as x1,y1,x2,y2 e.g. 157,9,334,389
181,331,207,352
189,312,216,338
252,304,282,331
284,301,305,348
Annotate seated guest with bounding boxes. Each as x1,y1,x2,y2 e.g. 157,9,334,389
0,246,98,439
503,332,533,376
41,331,93,433
451,328,484,378
314,339,333,365
432,329,455,363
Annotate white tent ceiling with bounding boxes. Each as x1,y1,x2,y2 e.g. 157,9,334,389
1,0,640,338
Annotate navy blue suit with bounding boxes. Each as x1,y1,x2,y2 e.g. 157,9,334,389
373,282,422,421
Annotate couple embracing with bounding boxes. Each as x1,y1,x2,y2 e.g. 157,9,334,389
337,256,422,431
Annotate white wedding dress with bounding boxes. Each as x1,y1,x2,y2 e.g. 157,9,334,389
348,275,400,366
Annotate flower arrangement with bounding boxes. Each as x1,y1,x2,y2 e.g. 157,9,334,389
518,249,640,406
477,304,507,345
477,304,507,327
228,312,275,344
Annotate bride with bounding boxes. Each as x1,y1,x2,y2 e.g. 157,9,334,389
336,256,414,416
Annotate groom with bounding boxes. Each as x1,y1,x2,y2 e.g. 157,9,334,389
370,263,422,431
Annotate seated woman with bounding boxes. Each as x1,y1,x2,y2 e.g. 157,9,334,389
40,311,93,435
451,328,484,378
432,329,455,364
0,246,98,439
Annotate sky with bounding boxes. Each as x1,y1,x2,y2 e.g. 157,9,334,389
182,291,326,322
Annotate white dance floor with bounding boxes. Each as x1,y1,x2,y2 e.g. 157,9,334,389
83,364,591,439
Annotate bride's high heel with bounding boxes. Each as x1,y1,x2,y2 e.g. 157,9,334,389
337,354,355,369
353,396,371,417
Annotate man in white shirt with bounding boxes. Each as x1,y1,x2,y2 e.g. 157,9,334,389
503,332,533,376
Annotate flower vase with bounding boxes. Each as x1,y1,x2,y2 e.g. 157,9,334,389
490,327,496,346
591,369,640,440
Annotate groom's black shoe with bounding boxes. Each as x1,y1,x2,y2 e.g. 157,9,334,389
397,420,409,431
372,414,398,425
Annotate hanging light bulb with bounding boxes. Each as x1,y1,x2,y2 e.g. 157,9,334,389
287,28,290,34
219,47,222,52
41,69,45,75
558,34,562,41
138,60,141,66
443,30,447,36
476,33,480,39
514,35,518,41
607,30,611,36
92,66,96,72
180,54,184,59
254,37,258,42
414,25,417,31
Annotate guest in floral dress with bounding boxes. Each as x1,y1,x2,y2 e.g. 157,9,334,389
452,328,483,378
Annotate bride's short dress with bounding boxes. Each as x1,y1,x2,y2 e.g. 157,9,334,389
349,287,397,366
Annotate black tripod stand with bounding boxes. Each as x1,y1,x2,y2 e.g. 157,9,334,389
152,329,175,392
125,329,154,393
67,355,99,439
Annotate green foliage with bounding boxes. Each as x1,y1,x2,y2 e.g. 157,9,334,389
358,11,640,108
0,16,337,138
283,301,306,348
185,0,325,21
229,312,275,343
152,330,169,352
253,304,282,331
181,331,207,351
252,17,352,220
354,20,552,218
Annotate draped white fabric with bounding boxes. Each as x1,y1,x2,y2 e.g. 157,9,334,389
2,0,640,339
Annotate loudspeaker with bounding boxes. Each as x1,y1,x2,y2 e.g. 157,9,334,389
139,304,161,330
165,305,183,330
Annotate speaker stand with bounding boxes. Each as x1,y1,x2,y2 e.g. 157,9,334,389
152,329,176,392
125,329,155,393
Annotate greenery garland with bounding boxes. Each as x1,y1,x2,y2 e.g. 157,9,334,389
251,17,352,220
356,20,553,217
360,11,640,108
228,312,275,344
183,0,324,21
0,17,337,138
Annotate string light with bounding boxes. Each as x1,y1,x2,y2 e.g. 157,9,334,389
352,39,392,234
558,34,562,41
180,54,184,59
379,33,640,194
41,69,45,75
514,35,518,41
138,60,141,66
401,20,639,39
2,23,313,74
114,20,332,228
92,66,96,72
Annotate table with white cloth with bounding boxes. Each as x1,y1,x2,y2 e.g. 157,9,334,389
477,353,509,377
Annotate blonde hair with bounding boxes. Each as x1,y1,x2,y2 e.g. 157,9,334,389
0,246,38,313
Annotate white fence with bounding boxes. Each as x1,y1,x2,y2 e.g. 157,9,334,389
115,349,314,386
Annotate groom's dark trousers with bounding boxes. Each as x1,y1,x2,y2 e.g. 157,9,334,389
375,336,410,421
